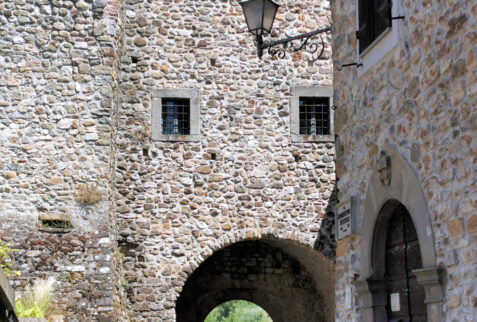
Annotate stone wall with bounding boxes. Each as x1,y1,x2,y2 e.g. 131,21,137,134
0,0,336,320
331,0,476,320
0,0,124,320
116,0,335,320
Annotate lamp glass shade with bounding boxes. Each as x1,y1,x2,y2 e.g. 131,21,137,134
262,0,279,33
240,0,279,36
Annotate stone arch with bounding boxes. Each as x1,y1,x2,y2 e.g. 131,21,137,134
176,235,335,322
178,228,320,285
356,144,444,321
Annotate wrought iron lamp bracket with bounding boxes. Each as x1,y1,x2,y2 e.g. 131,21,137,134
255,26,331,61
337,62,363,71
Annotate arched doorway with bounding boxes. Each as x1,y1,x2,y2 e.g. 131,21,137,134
356,145,444,322
372,200,427,321
176,239,334,322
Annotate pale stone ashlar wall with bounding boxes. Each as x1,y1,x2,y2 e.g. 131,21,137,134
116,0,335,320
331,0,476,321
0,0,125,320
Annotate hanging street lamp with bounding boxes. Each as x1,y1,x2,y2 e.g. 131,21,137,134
239,0,331,60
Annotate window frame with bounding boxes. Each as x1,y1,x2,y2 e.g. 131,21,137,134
152,88,200,142
290,86,334,143
358,0,392,55
356,0,403,76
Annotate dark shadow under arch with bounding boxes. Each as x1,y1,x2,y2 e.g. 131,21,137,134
371,199,409,280
176,239,334,322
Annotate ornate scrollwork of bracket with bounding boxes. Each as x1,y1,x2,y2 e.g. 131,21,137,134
259,26,331,62
267,35,326,61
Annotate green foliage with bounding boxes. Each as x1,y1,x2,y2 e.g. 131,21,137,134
62,271,72,282
122,280,132,293
0,239,20,277
204,300,273,322
114,248,125,261
15,277,56,318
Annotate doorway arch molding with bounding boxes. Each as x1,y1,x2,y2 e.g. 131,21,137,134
357,144,444,322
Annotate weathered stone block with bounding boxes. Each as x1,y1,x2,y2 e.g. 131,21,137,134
446,218,464,240
209,174,224,182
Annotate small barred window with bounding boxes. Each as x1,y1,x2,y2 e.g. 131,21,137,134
299,97,330,136
152,88,200,142
162,98,190,135
290,86,333,143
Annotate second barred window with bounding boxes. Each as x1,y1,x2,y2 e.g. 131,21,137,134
299,97,330,136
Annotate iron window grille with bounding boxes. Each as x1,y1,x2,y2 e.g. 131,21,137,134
299,97,330,136
161,98,190,135
358,0,392,54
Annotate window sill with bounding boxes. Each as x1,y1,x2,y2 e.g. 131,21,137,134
360,26,392,57
151,133,200,142
358,26,399,77
291,134,335,144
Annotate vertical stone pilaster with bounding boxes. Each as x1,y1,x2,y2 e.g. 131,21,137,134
413,267,444,322
355,278,388,322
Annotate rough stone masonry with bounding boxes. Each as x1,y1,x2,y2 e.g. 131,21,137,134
0,0,336,321
331,0,476,321
0,0,124,320
116,0,335,320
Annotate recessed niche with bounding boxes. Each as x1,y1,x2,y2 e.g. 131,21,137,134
38,213,72,233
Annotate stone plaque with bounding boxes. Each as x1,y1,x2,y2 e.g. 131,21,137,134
390,293,400,312
337,202,352,239
336,195,361,240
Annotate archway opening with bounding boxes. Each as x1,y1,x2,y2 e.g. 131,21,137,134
372,200,427,321
176,239,334,322
204,300,272,322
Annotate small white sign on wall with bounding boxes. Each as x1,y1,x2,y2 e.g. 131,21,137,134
337,202,352,239
390,293,400,312
336,195,361,240
345,287,352,309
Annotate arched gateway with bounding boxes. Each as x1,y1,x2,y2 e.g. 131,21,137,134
176,238,335,322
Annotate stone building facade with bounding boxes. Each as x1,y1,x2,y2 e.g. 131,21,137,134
0,0,337,321
331,0,476,321
115,0,335,320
